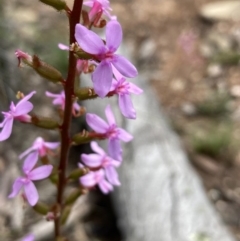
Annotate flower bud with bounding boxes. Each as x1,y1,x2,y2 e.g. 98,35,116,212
74,88,97,101
33,202,50,215
68,168,88,181
31,115,59,129
72,130,94,145
64,189,82,206
15,50,64,83
60,206,71,225
39,0,67,11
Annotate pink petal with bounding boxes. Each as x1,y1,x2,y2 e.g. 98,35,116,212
112,55,138,78
118,128,133,142
44,142,60,150
23,151,39,174
105,105,116,126
105,166,120,186
75,24,105,55
29,165,53,180
21,234,35,241
14,101,33,116
80,172,98,187
89,1,102,21
98,179,113,194
108,139,122,161
58,43,69,50
92,61,112,97
91,141,105,155
128,82,143,95
45,91,61,98
112,65,123,80
24,181,38,206
86,113,108,133
119,94,136,119
0,117,14,141
81,153,103,167
106,20,122,52
17,91,36,106
8,178,23,198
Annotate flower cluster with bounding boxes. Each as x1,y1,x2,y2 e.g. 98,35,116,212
79,105,132,193
0,0,141,239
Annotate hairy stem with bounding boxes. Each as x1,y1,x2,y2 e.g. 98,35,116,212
54,0,83,238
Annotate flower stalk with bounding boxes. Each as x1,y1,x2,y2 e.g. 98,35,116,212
54,0,84,237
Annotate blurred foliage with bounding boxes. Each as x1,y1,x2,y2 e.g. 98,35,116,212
192,123,235,161
196,93,230,118
211,51,240,65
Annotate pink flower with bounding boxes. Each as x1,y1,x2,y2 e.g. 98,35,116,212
0,91,36,141
80,169,113,194
86,105,133,161
75,20,138,97
19,137,59,159
84,0,112,20
8,152,53,206
45,90,81,116
111,67,143,119
21,234,35,241
81,141,120,185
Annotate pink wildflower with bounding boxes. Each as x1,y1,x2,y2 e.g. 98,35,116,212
84,0,112,20
81,141,120,185
111,67,143,119
19,137,59,159
86,105,133,161
8,152,53,206
45,90,81,116
80,169,113,194
0,91,36,141
75,20,138,97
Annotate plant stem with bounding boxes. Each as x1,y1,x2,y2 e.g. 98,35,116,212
54,0,83,238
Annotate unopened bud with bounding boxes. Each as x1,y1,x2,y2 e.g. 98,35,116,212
15,50,64,83
31,115,59,129
39,0,67,11
64,189,82,206
33,202,50,215
68,168,88,181
72,130,94,144
74,88,97,101
61,206,71,225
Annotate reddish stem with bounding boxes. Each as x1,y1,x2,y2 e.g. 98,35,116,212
54,0,83,238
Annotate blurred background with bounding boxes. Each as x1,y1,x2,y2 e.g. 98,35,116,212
1,0,240,240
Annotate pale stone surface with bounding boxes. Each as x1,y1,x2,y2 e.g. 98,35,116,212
200,1,240,22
